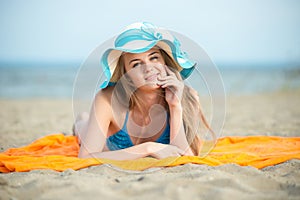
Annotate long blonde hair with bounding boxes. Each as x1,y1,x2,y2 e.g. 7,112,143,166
108,48,214,155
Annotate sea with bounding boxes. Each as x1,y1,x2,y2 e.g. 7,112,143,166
1,62,300,99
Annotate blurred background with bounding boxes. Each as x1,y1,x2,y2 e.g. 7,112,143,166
0,0,300,98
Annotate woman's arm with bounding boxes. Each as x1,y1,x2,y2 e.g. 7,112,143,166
169,106,194,155
158,66,194,155
78,90,112,158
78,89,185,160
80,141,149,160
80,142,185,160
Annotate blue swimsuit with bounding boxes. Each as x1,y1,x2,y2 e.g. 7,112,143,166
106,112,170,151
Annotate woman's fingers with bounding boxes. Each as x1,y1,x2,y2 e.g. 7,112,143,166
149,143,186,159
158,80,177,88
157,74,175,81
158,79,182,90
153,65,167,76
177,148,185,156
164,65,177,77
160,82,177,89
157,74,179,88
170,148,185,157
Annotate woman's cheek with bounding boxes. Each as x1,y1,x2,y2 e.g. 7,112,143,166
132,77,145,88
129,72,146,88
125,67,143,86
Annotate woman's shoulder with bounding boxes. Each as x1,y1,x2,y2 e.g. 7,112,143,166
94,86,127,129
94,86,115,106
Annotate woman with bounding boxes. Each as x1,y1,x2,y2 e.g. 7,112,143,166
74,22,213,160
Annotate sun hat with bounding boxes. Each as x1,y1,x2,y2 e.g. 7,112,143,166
100,22,196,89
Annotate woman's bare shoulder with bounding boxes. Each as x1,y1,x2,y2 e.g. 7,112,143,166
93,87,115,110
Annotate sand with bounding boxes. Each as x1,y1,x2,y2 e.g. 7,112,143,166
0,89,300,200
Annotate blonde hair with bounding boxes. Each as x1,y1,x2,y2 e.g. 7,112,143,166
108,48,214,155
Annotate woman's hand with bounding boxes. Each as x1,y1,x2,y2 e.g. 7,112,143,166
157,65,184,108
146,142,187,159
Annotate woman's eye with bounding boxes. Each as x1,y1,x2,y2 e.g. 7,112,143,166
133,63,141,68
150,56,158,61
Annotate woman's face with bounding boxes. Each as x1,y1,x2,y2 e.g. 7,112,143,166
122,48,167,90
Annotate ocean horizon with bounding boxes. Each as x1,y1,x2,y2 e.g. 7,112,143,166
1,61,300,99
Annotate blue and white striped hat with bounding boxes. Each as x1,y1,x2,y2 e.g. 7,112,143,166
100,22,196,88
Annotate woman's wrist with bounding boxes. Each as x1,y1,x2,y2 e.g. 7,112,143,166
169,105,183,122
168,104,183,113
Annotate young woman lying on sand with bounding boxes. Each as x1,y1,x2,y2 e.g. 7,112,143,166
73,22,213,160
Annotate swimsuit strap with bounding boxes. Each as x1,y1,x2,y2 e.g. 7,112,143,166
121,111,130,130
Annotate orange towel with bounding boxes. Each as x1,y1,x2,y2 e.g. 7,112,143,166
0,134,299,172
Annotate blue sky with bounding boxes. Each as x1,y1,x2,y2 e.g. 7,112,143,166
0,0,299,67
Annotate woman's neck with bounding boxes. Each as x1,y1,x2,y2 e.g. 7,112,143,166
130,89,167,137
134,89,165,115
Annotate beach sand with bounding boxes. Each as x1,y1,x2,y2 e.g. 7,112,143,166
0,90,300,200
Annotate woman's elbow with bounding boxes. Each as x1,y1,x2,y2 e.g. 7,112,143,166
78,149,91,158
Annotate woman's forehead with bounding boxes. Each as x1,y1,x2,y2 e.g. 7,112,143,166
122,47,161,59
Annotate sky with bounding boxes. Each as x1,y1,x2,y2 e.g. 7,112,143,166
0,0,299,67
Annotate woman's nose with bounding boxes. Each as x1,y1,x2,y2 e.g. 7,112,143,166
144,64,153,73
143,60,155,73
